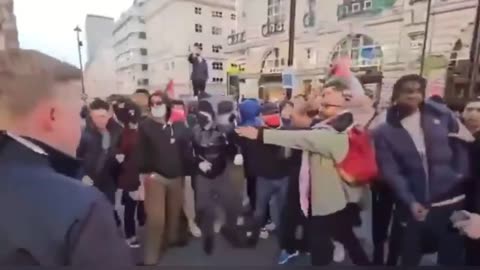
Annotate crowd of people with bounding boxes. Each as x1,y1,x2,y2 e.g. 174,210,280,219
1,49,480,267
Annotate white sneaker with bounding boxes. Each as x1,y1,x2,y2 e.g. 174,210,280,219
189,221,202,238
265,222,276,232
126,237,140,248
259,228,269,239
333,241,346,262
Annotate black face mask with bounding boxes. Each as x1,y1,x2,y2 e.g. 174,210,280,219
197,113,212,129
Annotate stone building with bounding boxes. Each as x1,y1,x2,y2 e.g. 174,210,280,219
0,0,19,50
144,0,236,97
226,0,479,103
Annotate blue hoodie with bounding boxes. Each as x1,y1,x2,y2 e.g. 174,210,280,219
238,99,262,127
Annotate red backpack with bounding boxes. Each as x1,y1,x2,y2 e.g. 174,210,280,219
336,126,378,185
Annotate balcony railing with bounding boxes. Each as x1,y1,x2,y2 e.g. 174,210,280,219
227,31,246,46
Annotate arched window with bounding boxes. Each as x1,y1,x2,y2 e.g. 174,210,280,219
330,34,383,69
260,47,285,73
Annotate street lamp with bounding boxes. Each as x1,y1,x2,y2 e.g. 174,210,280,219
74,25,86,97
286,0,297,100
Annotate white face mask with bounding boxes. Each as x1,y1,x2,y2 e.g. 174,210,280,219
151,104,167,118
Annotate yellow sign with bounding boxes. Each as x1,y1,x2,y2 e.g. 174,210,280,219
227,63,245,75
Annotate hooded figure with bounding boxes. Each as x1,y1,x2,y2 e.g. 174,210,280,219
239,99,262,127
192,97,242,256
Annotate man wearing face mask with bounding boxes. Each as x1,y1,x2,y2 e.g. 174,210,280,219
374,74,471,266
113,99,146,248
191,97,242,255
136,91,194,265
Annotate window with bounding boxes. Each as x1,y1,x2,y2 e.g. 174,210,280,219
267,0,285,23
212,62,223,70
212,45,222,53
137,78,149,86
212,26,222,35
343,6,349,15
171,61,175,69
195,7,202,14
352,3,361,13
364,0,373,9
306,48,312,59
212,77,224,83
195,24,203,33
331,34,382,68
139,32,147,39
140,48,148,56
212,11,223,18
141,64,148,71
194,42,203,50
231,13,236,20
165,63,170,71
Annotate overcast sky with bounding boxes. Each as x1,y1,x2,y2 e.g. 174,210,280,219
15,0,132,66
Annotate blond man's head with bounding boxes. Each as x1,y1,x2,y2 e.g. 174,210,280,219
0,49,83,156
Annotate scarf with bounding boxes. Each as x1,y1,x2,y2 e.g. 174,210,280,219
299,151,310,217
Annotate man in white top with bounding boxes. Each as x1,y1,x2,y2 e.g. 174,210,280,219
374,74,471,266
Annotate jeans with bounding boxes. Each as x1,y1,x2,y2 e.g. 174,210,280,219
254,177,289,229
195,170,242,238
122,191,146,239
308,204,370,266
192,80,206,96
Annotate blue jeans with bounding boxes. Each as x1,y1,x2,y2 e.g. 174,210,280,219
254,176,289,228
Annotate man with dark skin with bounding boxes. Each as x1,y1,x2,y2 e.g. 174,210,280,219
374,74,471,266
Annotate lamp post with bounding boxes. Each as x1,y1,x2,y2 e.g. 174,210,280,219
468,2,480,99
74,25,86,97
419,0,433,76
285,0,297,100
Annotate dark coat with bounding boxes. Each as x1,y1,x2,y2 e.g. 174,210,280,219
0,132,132,266
374,101,470,208
466,131,480,213
188,53,209,81
117,128,140,192
76,119,123,203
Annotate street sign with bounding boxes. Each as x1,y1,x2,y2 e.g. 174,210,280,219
282,68,295,89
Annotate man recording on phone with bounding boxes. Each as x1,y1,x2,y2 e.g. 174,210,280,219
188,43,209,97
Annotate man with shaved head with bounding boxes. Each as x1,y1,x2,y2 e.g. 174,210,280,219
0,50,132,266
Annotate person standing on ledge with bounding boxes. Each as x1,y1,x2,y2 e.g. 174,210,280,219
188,43,209,97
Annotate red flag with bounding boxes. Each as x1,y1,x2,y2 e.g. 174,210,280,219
165,79,174,98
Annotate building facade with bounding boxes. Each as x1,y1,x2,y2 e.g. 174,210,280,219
113,0,149,94
0,0,19,49
84,38,117,99
144,0,236,97
226,0,479,102
85,15,115,61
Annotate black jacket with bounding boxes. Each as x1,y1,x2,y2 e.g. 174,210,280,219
76,119,123,203
0,132,132,266
136,118,194,178
192,126,238,179
239,128,289,179
467,131,480,213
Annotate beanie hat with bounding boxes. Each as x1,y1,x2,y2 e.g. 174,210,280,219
198,99,215,119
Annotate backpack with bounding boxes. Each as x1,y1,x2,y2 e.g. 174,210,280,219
336,125,378,185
